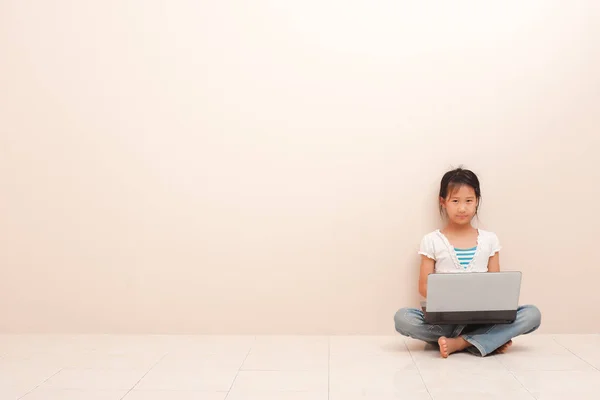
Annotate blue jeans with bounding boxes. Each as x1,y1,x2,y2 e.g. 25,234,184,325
393,305,541,356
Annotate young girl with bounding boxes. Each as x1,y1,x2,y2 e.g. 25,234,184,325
394,168,541,358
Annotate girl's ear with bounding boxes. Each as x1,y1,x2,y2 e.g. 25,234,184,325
439,196,446,209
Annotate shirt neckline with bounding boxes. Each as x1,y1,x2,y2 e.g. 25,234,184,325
436,229,482,271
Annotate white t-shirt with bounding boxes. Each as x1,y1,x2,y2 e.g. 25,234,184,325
418,229,501,273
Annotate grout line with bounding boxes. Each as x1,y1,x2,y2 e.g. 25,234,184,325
552,337,600,372
403,339,433,400
235,368,327,372
481,345,536,398
17,368,63,400
223,335,255,400
502,362,537,399
327,336,330,400
119,352,169,400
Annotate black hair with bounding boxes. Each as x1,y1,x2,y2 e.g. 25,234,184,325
438,167,481,216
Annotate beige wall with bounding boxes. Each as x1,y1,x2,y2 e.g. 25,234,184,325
1,1,599,334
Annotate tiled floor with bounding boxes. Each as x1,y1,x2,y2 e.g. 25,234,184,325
0,334,599,399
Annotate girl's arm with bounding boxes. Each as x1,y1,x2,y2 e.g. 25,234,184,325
418,255,435,298
488,253,500,272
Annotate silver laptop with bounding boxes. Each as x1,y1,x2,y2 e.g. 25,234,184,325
422,272,521,325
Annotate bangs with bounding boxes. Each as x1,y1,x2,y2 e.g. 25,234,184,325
445,182,477,199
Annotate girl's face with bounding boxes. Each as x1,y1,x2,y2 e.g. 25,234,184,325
440,185,478,225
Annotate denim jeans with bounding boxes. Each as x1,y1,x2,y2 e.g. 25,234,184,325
393,305,541,356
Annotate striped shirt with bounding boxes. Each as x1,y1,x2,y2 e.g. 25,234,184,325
454,246,477,269
419,230,501,273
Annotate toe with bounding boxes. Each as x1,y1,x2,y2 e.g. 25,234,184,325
438,337,449,358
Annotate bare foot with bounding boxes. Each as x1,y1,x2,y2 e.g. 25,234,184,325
493,340,513,354
438,336,471,358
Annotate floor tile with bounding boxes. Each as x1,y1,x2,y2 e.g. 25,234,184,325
420,369,524,392
0,363,62,390
0,386,35,400
230,370,328,391
135,367,238,391
123,390,227,400
404,337,508,372
428,388,535,400
330,368,427,393
413,351,508,372
552,334,600,349
252,336,329,354
552,334,600,370
40,369,146,390
533,393,600,400
157,336,254,356
329,391,432,400
576,355,600,370
329,336,406,355
513,370,600,395
404,338,440,355
506,335,572,354
0,334,598,399
226,391,328,400
241,349,328,371
21,389,128,400
155,352,246,370
329,352,416,371
63,351,165,370
496,352,595,371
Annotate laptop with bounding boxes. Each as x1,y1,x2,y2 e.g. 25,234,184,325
421,271,521,325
